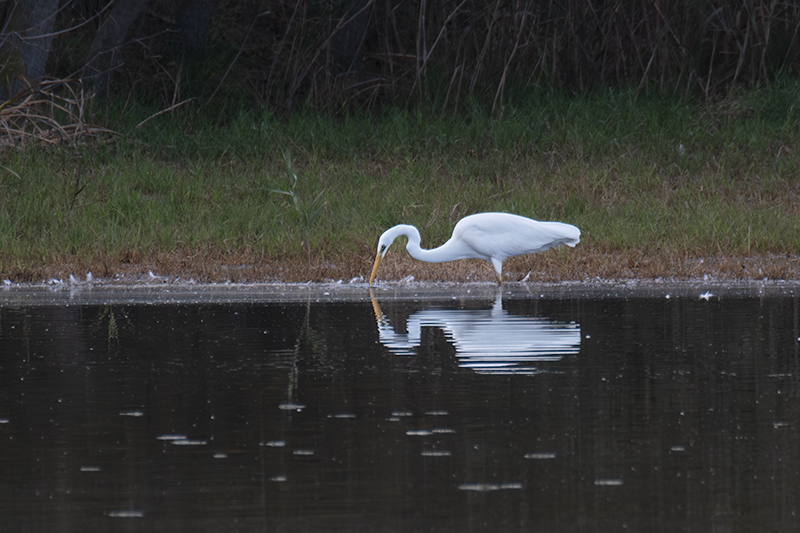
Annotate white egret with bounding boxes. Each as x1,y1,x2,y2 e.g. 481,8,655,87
369,212,580,285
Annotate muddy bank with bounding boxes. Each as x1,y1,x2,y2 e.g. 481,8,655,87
3,250,800,286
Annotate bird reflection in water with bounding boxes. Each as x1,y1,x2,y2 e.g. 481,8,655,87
370,292,581,374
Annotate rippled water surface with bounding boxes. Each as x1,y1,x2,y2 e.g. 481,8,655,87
1,283,799,532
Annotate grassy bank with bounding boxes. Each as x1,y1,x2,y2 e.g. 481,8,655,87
2,84,800,283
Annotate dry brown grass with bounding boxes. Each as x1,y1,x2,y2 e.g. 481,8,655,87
0,79,113,148
6,246,800,285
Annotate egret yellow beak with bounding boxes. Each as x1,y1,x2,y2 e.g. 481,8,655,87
369,253,382,285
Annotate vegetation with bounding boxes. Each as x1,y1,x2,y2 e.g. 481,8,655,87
2,2,800,283
1,80,800,283
6,1,800,112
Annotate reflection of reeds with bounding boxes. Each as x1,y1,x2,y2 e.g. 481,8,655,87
0,79,113,148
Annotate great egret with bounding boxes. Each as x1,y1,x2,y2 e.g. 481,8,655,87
369,212,580,285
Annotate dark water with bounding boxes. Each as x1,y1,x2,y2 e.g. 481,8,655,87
1,284,800,532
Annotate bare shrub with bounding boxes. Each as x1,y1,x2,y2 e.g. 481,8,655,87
0,79,113,149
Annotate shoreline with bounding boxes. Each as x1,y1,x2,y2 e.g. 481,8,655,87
4,250,800,287
3,266,800,306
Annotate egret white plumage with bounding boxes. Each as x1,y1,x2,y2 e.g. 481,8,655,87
369,212,580,285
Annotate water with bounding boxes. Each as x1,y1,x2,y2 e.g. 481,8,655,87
1,283,800,532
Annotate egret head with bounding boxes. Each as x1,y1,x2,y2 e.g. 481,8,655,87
369,232,395,285
369,224,419,285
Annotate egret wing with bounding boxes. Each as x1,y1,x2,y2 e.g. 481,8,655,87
455,213,579,261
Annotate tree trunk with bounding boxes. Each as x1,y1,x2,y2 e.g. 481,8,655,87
169,0,218,64
0,0,60,98
83,0,151,98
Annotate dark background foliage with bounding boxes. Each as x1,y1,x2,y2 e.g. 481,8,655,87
2,0,800,114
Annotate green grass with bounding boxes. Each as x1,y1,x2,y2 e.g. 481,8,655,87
2,82,800,281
